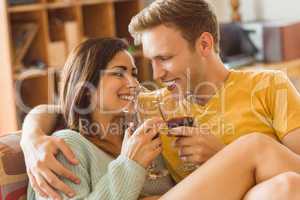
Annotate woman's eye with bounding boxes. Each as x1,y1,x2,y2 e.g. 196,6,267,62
113,72,124,77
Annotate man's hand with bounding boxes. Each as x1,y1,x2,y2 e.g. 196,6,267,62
168,126,225,165
21,135,80,200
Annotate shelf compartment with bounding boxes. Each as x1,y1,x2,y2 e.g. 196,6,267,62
10,10,49,71
79,0,115,6
47,1,75,9
15,70,56,123
81,2,116,38
8,3,45,13
47,6,81,57
114,0,142,42
48,7,79,41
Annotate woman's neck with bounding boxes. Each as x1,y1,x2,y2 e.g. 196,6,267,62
90,112,123,156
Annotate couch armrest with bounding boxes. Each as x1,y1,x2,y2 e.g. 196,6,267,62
0,132,28,200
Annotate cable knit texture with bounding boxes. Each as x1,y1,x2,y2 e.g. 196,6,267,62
27,129,147,200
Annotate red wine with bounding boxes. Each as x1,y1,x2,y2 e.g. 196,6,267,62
167,116,194,129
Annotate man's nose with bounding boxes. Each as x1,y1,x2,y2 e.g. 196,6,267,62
152,61,166,80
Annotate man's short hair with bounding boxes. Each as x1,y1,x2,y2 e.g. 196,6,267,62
129,0,220,52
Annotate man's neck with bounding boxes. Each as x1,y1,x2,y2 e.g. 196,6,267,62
193,61,229,105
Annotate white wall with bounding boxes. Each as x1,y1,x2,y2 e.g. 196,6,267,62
209,0,300,23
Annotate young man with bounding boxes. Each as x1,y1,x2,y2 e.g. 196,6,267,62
128,0,300,178
21,0,300,199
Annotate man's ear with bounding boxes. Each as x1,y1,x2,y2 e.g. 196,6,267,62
195,32,214,57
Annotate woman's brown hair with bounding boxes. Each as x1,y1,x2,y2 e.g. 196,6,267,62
60,38,129,131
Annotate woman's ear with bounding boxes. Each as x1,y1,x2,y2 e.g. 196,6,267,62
195,32,214,57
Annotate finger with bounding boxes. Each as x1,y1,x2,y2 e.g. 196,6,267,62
135,117,164,136
28,170,48,198
169,126,202,137
124,122,135,141
149,137,162,150
40,168,76,198
48,155,80,184
152,145,163,157
34,171,62,200
128,122,135,135
145,127,160,140
148,144,163,159
178,146,196,157
173,136,199,147
180,154,205,164
56,138,79,165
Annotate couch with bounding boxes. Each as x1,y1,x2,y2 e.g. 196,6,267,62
0,131,28,200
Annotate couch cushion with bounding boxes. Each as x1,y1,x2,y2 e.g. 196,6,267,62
0,132,28,200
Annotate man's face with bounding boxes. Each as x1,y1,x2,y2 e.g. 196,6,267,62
142,25,204,96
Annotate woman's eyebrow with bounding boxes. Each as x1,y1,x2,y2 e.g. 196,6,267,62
111,65,128,71
111,66,137,74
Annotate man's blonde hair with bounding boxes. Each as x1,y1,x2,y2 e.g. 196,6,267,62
129,0,220,52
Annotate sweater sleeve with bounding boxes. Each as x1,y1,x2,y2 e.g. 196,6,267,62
32,130,147,200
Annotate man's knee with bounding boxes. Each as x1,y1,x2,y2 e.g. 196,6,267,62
244,172,300,200
276,172,300,191
237,133,275,152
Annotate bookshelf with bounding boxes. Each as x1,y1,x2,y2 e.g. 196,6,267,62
0,0,151,133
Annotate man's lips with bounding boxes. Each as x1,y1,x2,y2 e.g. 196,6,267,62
163,79,178,90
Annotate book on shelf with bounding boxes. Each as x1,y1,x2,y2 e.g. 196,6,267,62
12,23,39,71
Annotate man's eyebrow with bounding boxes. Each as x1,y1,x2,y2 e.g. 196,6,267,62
154,55,170,60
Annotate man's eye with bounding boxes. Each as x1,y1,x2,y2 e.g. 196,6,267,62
160,56,171,61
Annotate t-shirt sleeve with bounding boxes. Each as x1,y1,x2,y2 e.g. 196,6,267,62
268,71,300,140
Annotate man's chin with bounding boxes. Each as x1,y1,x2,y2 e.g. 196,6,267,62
167,86,187,97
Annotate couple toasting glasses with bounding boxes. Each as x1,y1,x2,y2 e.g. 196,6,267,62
22,0,300,199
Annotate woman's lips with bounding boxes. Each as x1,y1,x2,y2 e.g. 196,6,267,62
118,94,134,101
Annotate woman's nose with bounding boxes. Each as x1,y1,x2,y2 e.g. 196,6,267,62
125,75,139,91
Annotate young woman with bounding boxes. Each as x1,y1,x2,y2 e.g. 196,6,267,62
22,38,174,200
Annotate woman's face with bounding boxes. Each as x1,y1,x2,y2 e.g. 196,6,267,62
94,50,139,114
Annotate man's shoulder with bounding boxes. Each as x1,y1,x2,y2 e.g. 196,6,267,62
232,69,285,84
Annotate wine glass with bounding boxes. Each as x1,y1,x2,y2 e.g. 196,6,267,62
156,91,199,174
131,85,169,180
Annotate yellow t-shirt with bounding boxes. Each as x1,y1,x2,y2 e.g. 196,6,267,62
138,69,300,182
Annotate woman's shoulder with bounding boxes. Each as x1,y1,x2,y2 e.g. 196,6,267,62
52,129,97,153
52,129,113,161
52,129,85,143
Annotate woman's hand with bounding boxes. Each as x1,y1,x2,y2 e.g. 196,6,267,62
121,118,164,168
21,134,81,200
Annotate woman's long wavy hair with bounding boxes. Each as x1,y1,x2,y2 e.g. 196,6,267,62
60,38,129,131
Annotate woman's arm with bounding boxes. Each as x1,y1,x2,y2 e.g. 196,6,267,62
21,104,80,200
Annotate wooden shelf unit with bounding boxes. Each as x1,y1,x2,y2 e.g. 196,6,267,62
0,0,150,133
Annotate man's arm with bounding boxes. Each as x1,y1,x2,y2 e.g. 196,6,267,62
21,104,80,200
282,128,300,155
22,104,60,139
